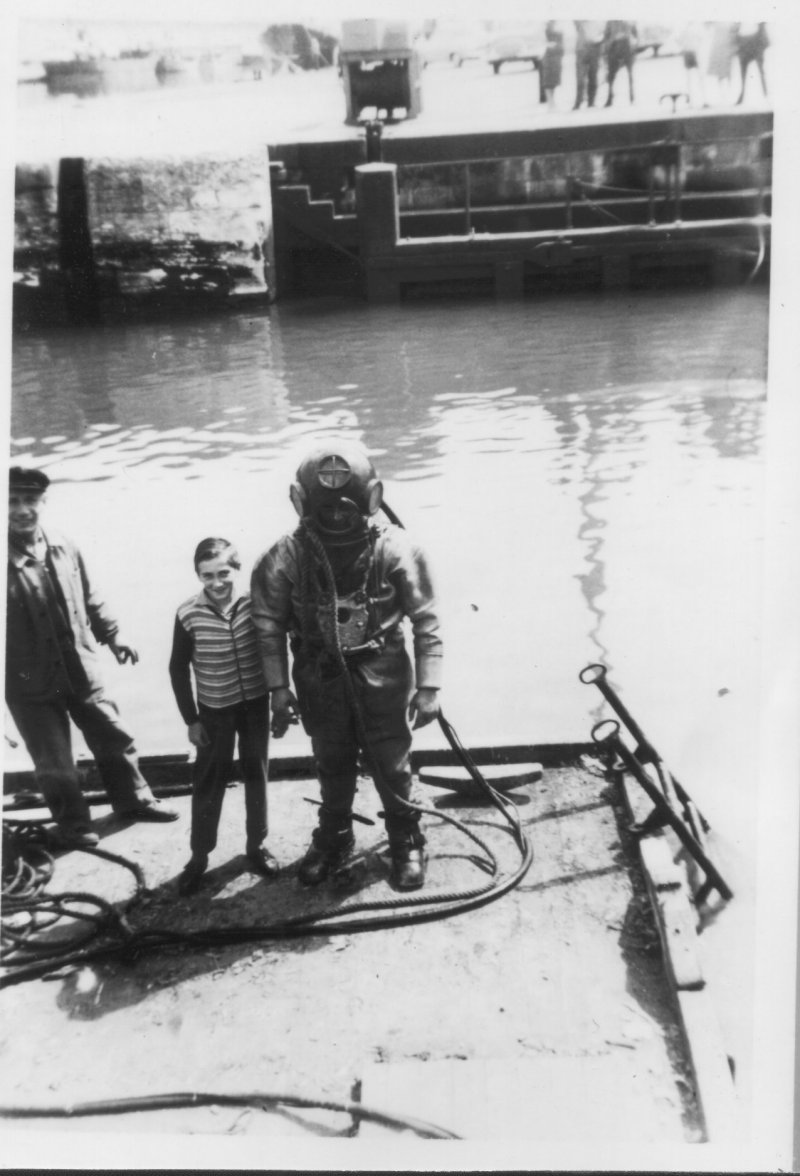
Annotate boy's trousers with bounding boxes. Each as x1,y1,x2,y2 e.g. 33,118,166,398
191,696,268,856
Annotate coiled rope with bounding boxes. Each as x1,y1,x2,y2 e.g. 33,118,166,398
2,824,145,969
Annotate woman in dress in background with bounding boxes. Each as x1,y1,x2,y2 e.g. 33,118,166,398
542,21,565,112
705,22,738,105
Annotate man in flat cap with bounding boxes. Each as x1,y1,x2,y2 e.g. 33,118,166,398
6,467,178,847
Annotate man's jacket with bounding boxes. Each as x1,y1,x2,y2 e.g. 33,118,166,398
6,529,119,702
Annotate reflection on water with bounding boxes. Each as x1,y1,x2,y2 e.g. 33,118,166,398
13,293,765,468
10,288,767,836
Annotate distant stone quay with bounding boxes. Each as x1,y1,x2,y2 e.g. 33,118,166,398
14,149,273,325
13,106,771,323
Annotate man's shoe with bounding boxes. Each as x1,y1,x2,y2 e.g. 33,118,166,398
390,847,426,891
298,838,354,886
119,799,179,823
246,845,280,878
55,826,99,850
178,856,208,895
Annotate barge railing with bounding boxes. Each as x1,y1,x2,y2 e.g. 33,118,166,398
356,154,770,301
269,124,770,299
393,130,771,236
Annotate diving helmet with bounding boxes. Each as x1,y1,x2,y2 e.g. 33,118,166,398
290,439,383,541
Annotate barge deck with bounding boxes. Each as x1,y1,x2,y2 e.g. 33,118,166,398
0,743,736,1155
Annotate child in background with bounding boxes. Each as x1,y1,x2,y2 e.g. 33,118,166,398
169,537,278,894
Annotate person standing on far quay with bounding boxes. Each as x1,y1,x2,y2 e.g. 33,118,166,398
542,21,565,111
573,20,604,110
705,21,738,104
735,22,769,104
679,22,708,107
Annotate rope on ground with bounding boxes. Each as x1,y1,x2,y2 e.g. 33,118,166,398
1,827,145,969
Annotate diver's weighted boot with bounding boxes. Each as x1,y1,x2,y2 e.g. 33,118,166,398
298,836,355,886
390,846,427,891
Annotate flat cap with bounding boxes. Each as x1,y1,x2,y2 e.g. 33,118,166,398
9,467,50,493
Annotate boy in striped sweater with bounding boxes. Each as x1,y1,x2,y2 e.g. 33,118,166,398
169,537,279,895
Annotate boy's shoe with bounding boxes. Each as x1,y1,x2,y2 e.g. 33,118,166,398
54,825,99,850
118,799,179,823
390,847,427,891
246,845,280,878
298,837,355,886
178,855,208,895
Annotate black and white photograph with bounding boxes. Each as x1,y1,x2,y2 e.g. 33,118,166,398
1,0,798,1170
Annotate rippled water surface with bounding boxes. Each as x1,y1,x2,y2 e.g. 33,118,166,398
10,287,768,853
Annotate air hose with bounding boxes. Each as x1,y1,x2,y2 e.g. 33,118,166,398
2,742,532,986
0,1088,460,1138
297,511,530,876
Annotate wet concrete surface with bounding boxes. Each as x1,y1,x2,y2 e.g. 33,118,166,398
1,758,701,1147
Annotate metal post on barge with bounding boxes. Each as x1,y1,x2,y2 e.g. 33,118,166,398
356,162,400,302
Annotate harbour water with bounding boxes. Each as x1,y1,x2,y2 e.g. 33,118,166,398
9,286,767,863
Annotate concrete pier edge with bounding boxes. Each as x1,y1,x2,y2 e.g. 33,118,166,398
619,772,738,1145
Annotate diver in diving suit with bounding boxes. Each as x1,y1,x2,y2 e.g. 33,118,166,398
250,439,442,890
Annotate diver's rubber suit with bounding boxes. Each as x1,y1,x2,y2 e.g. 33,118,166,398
251,521,442,847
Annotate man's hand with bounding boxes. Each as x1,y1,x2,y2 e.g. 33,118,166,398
188,721,209,749
109,637,139,665
409,687,440,730
271,687,300,738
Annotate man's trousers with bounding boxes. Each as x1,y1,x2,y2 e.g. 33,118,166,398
575,42,601,107
8,689,155,833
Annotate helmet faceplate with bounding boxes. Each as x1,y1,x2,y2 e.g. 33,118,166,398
291,440,383,541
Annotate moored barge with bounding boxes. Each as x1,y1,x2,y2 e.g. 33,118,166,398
1,671,739,1154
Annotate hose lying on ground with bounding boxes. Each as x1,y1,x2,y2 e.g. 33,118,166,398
0,1089,460,1139
1,725,532,986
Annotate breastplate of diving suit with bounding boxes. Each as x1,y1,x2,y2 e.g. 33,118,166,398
291,538,413,733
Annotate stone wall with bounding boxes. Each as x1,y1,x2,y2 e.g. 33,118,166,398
14,162,60,298
14,149,274,324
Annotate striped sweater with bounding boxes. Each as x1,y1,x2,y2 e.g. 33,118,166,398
169,590,266,724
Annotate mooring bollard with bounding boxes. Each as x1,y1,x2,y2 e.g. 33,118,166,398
355,162,400,302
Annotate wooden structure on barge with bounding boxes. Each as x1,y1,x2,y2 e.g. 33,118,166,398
12,109,772,321
270,108,771,300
